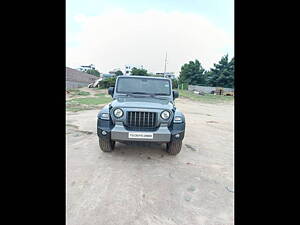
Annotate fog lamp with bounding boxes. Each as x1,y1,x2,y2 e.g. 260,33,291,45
100,113,109,120
174,116,183,123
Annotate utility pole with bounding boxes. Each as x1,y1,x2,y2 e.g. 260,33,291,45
164,52,167,77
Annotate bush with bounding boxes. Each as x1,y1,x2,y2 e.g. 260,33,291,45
178,82,188,90
131,67,148,76
86,69,100,77
172,79,179,89
99,77,116,88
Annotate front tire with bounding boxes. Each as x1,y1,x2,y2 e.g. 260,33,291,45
99,138,115,152
166,140,182,155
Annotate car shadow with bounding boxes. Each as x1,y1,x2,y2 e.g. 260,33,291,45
111,142,169,158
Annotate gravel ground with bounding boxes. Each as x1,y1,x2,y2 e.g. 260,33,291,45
66,97,234,225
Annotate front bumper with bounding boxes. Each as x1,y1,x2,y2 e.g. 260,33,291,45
97,119,185,143
111,122,171,142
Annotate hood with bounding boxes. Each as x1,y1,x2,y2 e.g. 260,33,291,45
111,96,174,110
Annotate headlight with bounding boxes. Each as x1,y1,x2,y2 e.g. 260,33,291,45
113,108,124,118
160,110,170,120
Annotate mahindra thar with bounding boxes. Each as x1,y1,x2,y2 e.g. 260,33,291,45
97,76,185,155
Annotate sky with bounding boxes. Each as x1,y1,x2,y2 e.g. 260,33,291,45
66,0,234,75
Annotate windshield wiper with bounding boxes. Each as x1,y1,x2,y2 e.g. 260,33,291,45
119,92,169,100
130,92,169,97
131,92,150,95
130,92,168,99
149,94,169,100
151,93,169,96
118,93,148,98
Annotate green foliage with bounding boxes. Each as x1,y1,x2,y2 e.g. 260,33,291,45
178,60,207,85
207,55,234,88
178,55,234,88
86,69,100,77
172,79,179,89
115,70,123,76
98,77,116,88
131,67,148,76
178,83,188,90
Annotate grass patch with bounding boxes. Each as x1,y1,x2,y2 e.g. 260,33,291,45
94,93,106,96
66,96,111,112
77,91,90,96
66,104,102,112
66,107,86,112
68,97,111,105
68,89,90,96
179,90,234,104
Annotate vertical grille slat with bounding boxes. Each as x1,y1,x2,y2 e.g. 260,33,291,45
151,113,154,127
138,112,141,127
126,111,157,130
147,112,150,127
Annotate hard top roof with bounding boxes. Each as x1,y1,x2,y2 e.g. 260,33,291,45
117,75,170,80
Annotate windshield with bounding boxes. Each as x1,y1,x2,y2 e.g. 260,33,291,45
116,77,171,95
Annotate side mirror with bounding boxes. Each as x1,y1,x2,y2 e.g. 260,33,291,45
173,90,179,100
108,87,114,97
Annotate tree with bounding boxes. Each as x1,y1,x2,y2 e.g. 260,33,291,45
99,77,116,88
178,60,207,85
131,67,148,76
207,54,234,88
172,79,179,89
115,70,123,76
86,69,100,77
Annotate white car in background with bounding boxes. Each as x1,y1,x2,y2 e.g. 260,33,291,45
88,78,103,88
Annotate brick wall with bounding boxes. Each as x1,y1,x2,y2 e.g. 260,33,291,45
66,81,91,89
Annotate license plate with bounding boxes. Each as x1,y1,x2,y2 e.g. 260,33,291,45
128,132,153,139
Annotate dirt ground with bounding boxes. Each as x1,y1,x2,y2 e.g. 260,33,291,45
66,96,234,225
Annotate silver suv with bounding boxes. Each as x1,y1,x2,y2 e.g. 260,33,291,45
97,76,185,155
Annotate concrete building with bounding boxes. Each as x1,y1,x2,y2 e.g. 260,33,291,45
101,73,116,79
109,68,122,75
164,72,176,79
77,64,96,72
155,72,176,79
124,64,144,75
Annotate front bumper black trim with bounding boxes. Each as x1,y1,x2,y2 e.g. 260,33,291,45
169,122,185,141
97,118,114,139
97,118,185,142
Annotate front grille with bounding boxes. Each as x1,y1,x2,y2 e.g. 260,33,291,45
126,111,157,130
